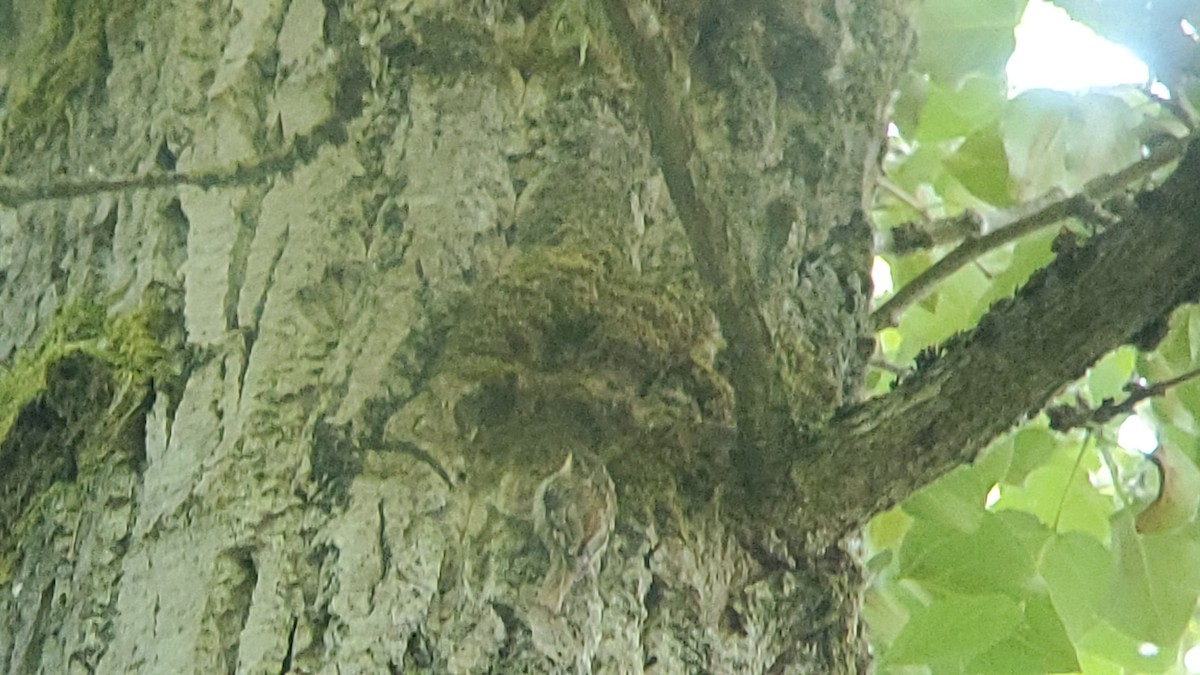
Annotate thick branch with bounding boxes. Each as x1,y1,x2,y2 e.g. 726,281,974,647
793,137,1200,541
600,0,791,479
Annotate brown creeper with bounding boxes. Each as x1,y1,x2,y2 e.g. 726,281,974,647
531,452,618,613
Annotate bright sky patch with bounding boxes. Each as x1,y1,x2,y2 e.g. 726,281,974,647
1007,0,1149,94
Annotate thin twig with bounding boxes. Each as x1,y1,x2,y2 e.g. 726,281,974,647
0,123,329,207
1046,366,1200,432
875,175,931,223
871,134,1191,330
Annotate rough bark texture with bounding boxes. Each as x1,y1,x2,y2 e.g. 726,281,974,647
0,0,1093,672
5,0,1200,672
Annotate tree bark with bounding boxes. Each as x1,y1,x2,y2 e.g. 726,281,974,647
1,0,1189,673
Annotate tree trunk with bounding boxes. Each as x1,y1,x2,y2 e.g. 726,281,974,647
0,0,914,672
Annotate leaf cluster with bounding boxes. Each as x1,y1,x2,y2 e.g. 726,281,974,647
865,1,1200,672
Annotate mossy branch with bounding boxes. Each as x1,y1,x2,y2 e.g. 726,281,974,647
599,0,790,482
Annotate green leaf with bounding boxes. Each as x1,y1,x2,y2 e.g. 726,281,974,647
1076,619,1178,674
1040,531,1114,640
904,468,989,533
894,263,993,362
886,250,937,291
862,576,914,648
971,229,1057,314
1103,511,1200,646
883,592,1023,667
914,0,1027,87
1189,307,1200,364
899,509,1049,595
993,445,1112,541
915,76,1008,143
1001,91,1143,199
1172,378,1200,430
968,591,1080,674
945,121,1012,204
904,439,1012,533
1087,346,1137,403
1139,306,1200,375
890,70,929,138
1145,385,1196,442
1074,649,1126,675
943,123,1013,205
867,505,913,553
885,136,951,184
1006,426,1060,485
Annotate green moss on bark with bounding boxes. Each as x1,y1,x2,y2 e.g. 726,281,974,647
443,236,736,502
0,293,180,583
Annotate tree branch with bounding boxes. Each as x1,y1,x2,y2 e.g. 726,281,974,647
791,136,1200,543
871,135,1190,330
600,0,792,480
1044,366,1200,432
